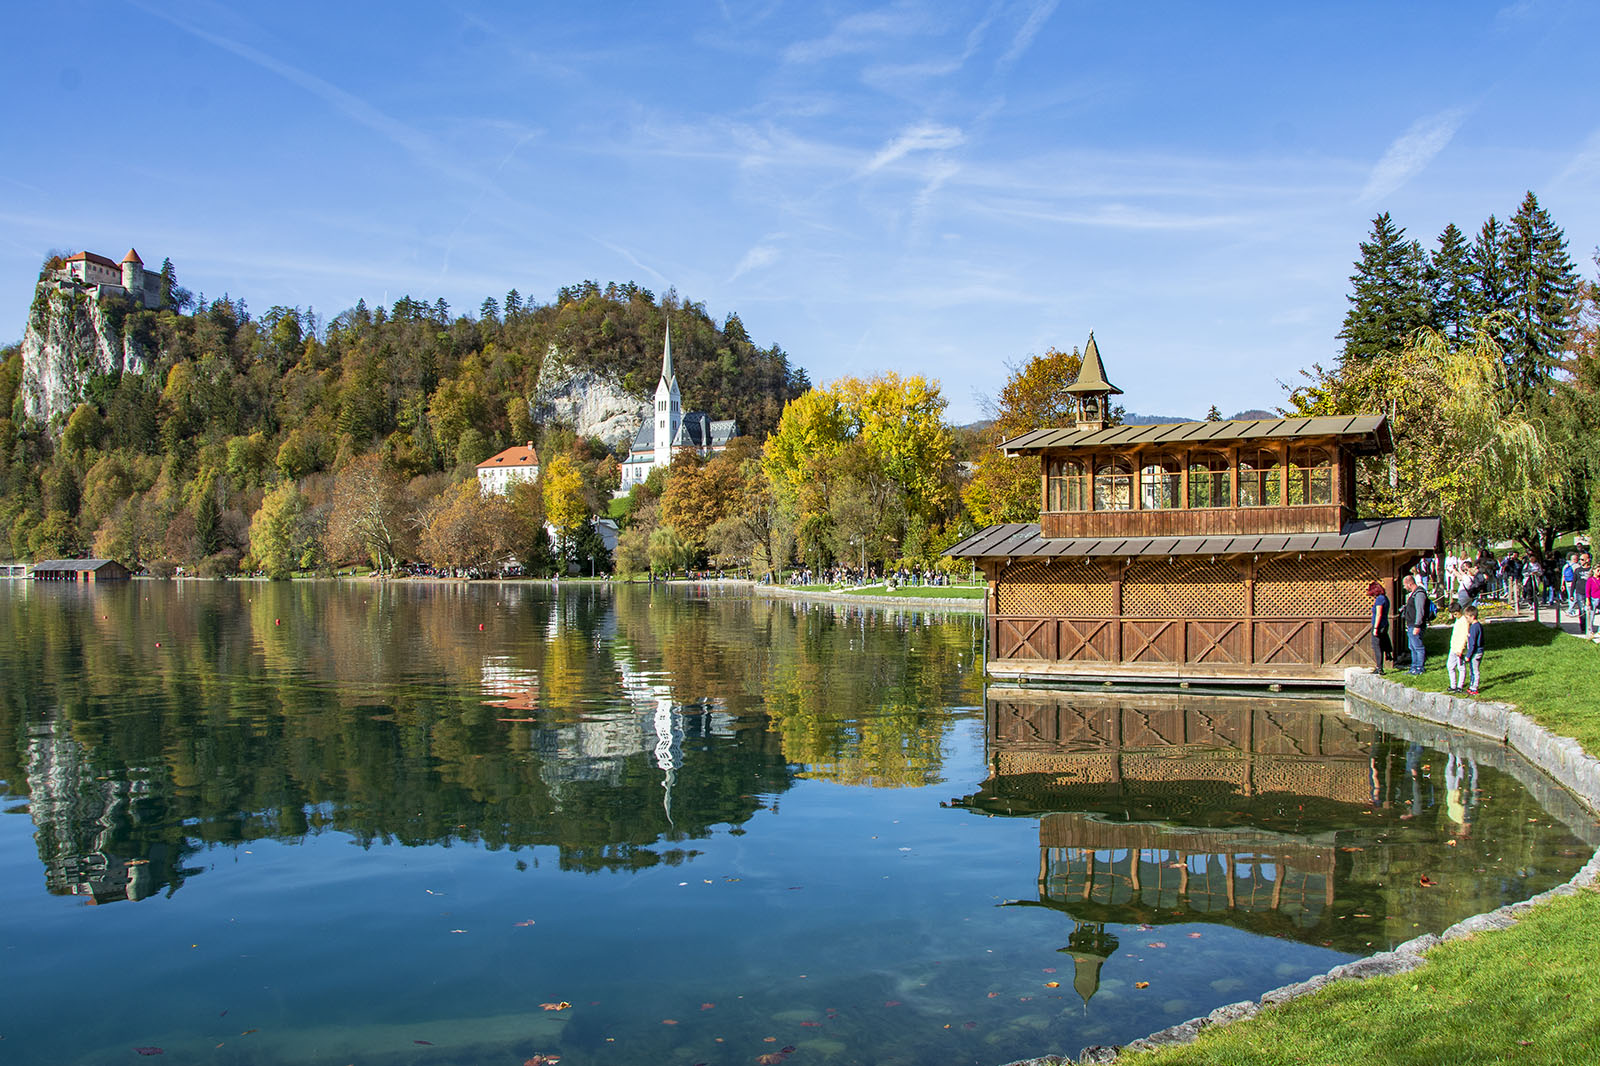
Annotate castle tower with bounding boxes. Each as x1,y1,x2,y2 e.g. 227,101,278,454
1065,332,1123,432
120,249,144,297
651,321,681,470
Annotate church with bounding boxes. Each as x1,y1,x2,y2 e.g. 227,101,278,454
618,323,739,491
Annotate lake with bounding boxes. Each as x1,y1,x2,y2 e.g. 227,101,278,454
1,581,1592,1065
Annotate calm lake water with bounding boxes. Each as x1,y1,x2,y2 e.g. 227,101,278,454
1,581,1594,1066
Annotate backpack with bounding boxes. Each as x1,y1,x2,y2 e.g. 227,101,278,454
1564,562,1575,583
1422,594,1438,623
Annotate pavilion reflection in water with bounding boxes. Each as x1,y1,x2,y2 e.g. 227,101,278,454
961,688,1374,1003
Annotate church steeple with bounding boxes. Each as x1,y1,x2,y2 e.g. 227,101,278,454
652,321,682,469
1064,332,1123,432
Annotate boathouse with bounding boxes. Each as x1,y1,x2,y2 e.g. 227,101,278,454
31,559,132,582
946,336,1440,684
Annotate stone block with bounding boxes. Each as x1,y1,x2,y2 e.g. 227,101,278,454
1260,974,1328,1005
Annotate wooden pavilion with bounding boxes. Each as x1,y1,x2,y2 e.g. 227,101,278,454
946,335,1440,684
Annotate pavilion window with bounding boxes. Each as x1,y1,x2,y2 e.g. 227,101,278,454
1093,456,1134,511
1288,446,1334,505
1048,457,1090,512
1139,454,1183,510
1238,450,1282,507
1187,451,1231,508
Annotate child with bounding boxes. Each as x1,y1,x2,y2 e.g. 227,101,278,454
1446,606,1470,692
1463,605,1484,695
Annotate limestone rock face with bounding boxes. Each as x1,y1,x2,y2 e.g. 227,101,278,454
20,287,150,425
532,352,646,450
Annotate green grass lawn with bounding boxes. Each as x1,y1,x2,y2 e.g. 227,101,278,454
838,584,985,599
1129,618,1600,1066
1396,619,1600,754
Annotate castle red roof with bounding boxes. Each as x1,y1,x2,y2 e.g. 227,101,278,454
65,251,119,270
122,248,143,264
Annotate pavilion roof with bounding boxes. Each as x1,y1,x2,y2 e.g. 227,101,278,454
999,414,1392,456
944,515,1442,561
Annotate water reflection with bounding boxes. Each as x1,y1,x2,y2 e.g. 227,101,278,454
1,581,983,901
958,688,1594,973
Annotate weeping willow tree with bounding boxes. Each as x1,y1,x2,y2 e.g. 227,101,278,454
1289,327,1580,555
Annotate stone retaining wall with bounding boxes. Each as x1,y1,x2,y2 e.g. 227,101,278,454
1001,668,1600,1066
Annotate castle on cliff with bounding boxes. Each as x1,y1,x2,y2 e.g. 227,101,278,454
44,248,164,309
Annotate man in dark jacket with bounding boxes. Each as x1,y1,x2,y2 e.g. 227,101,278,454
1402,574,1429,675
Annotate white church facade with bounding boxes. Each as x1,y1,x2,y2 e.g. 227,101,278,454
618,323,738,491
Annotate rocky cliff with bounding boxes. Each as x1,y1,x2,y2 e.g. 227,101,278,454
20,286,151,424
532,349,647,450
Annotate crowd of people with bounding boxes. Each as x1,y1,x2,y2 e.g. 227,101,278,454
1370,541,1598,693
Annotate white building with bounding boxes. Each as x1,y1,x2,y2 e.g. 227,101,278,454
476,441,540,495
50,248,163,309
618,322,739,492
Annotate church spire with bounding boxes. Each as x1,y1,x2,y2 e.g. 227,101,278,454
660,319,676,388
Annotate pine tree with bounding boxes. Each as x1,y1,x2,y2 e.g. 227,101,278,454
1205,405,1222,421
1468,215,1511,351
504,289,522,318
1503,191,1579,399
1338,213,1429,362
1427,223,1473,345
479,296,500,322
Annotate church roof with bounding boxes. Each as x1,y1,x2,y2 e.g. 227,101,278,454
1064,333,1123,396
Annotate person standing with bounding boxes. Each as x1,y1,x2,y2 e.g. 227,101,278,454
1402,574,1429,675
1463,605,1485,695
1367,581,1391,675
1446,606,1470,692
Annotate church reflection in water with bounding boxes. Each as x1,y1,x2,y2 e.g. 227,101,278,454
955,688,1408,1004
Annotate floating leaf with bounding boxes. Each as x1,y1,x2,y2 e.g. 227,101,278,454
986,992,999,999
1419,875,1438,887
414,1040,434,1045
884,1001,901,1007
127,859,149,866
1187,932,1203,939
1135,982,1150,989
1147,942,1168,949
701,1002,716,1010
241,1030,257,1036
514,920,537,927
801,1019,821,1025
782,1046,797,1054
1137,923,1154,931
523,1057,561,1066
1044,981,1060,988
756,1056,785,1065
763,1036,777,1042
133,1049,164,1057
539,1002,571,1012
662,1019,679,1025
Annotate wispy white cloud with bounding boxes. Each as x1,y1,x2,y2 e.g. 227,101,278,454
997,0,1059,71
133,2,499,200
1358,108,1469,204
783,4,934,63
729,242,782,282
1552,125,1600,190
863,121,966,174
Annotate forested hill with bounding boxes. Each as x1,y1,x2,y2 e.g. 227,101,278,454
0,277,809,565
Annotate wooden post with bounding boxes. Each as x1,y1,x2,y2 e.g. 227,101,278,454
1111,560,1125,662
1243,556,1256,665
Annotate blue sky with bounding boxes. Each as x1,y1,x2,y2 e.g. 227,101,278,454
4,1,1599,423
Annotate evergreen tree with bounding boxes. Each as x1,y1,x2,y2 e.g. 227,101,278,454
1337,213,1429,362
504,289,522,318
1427,223,1473,345
1503,191,1579,399
1468,216,1511,350
479,296,500,322
1205,405,1222,421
